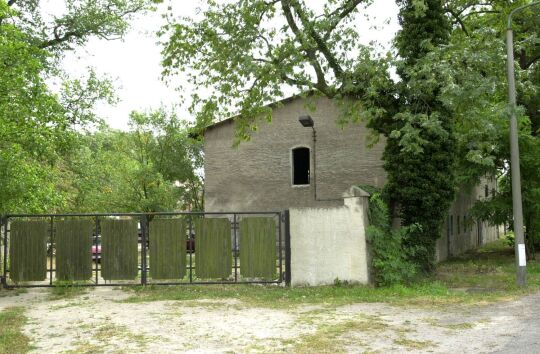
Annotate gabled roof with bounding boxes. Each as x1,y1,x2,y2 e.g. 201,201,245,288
202,91,317,133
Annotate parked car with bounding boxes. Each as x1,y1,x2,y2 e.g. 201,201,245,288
92,235,101,262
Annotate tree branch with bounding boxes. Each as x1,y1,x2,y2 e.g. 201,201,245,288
290,1,344,80
38,5,144,49
323,0,363,40
281,0,329,93
524,53,540,70
445,8,469,36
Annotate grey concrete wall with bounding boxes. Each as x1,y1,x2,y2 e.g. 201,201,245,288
289,187,370,286
203,96,386,212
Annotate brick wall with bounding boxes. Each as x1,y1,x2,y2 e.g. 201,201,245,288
203,95,386,212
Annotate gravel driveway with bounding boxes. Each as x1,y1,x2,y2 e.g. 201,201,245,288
1,287,539,353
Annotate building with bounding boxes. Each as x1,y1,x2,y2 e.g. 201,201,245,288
203,94,499,261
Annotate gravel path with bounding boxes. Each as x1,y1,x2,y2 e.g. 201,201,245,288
1,288,539,353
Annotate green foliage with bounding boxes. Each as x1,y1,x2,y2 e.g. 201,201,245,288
439,1,540,258
49,281,89,300
160,0,389,142
363,189,418,286
239,217,276,279
55,219,93,281
194,218,232,279
0,0,149,214
149,218,186,280
9,221,48,282
100,219,139,280
395,0,450,71
66,110,203,213
504,232,515,248
377,0,456,273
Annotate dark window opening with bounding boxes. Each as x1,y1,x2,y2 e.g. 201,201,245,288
292,147,310,185
485,185,489,198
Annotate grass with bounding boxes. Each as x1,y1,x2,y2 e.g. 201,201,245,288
290,317,387,353
64,322,149,354
393,337,434,350
0,288,27,298
436,239,540,291
121,238,540,309
0,307,30,354
48,281,89,300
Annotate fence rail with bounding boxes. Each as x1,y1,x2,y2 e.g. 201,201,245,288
0,211,288,288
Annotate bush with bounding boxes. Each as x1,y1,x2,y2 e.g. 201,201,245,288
504,231,515,248
361,186,418,286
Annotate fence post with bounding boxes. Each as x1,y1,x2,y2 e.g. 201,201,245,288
284,210,291,287
140,214,148,286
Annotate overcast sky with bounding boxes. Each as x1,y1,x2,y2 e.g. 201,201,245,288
60,0,400,131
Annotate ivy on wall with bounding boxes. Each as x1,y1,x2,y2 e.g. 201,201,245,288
361,185,418,286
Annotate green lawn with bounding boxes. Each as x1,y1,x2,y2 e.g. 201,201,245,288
123,238,540,308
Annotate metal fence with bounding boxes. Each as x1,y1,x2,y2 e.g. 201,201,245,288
0,211,290,288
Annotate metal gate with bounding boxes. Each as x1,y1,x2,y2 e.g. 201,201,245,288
0,211,291,288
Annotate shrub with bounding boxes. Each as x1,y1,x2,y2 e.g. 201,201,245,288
361,186,418,286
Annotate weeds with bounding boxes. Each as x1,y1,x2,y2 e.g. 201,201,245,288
49,281,89,300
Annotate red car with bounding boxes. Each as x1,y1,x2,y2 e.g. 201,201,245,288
92,236,101,262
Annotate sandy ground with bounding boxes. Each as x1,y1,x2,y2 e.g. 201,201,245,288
0,287,539,353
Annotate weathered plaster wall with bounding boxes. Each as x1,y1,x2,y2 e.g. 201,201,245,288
289,189,370,286
203,96,386,212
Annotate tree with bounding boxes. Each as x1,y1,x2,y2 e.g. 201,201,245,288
437,0,540,256
66,110,203,213
0,0,150,213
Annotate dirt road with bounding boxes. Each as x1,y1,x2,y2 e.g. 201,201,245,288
1,288,539,353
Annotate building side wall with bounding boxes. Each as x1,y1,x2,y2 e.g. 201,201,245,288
436,177,502,262
203,96,387,212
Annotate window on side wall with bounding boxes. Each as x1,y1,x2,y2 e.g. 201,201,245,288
292,147,310,185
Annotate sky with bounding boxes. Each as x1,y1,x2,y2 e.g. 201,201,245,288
60,0,400,131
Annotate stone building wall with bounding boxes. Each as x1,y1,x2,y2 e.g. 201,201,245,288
204,95,386,212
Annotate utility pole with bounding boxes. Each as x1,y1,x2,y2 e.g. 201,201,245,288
506,1,540,287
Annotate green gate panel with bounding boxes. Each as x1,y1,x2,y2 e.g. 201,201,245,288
100,219,138,280
149,218,186,280
56,219,93,281
239,218,276,279
195,218,232,279
9,221,48,282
